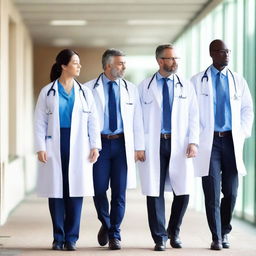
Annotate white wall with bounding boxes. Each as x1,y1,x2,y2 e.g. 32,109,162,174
0,0,36,225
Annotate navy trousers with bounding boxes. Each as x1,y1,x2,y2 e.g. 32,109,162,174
93,137,127,241
202,133,238,242
147,138,189,244
48,128,83,244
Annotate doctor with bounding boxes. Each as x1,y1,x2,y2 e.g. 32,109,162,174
191,39,254,250
138,44,199,251
34,49,101,251
85,49,145,250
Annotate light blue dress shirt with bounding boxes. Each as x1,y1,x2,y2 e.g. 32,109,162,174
156,72,174,134
101,74,124,135
211,65,232,131
58,81,75,128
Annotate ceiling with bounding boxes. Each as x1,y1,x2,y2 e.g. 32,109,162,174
14,0,214,55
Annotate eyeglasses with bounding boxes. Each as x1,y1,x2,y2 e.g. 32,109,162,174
213,49,231,54
161,57,180,61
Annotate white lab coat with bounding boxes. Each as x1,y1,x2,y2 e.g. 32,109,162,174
84,75,145,189
137,74,199,196
191,67,254,177
34,80,101,198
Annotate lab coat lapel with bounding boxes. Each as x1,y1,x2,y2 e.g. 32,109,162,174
150,76,161,107
94,76,105,113
227,69,236,101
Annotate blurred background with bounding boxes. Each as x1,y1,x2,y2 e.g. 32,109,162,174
0,0,255,228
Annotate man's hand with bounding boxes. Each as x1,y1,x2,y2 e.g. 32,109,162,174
186,144,198,158
38,151,47,163
89,148,100,163
135,150,146,162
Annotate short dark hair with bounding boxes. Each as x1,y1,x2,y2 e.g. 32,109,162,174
155,44,174,59
102,48,125,70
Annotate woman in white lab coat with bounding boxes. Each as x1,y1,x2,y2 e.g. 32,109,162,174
34,49,101,251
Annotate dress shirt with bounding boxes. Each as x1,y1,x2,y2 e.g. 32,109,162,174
156,72,174,134
101,73,124,135
211,65,232,131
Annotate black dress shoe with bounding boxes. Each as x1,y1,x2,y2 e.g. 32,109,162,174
154,241,166,251
109,238,121,250
222,234,230,249
170,236,182,248
98,225,109,246
211,240,223,250
64,242,76,251
52,241,63,250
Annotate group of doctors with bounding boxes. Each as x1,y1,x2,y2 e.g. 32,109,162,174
34,39,254,252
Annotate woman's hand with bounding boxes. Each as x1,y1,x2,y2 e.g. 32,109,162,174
37,151,47,163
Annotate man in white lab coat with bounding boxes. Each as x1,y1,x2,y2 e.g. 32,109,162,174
191,39,254,250
138,44,199,251
85,49,145,250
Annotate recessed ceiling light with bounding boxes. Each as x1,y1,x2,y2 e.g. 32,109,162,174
126,37,160,44
127,20,184,25
50,20,87,26
52,39,73,47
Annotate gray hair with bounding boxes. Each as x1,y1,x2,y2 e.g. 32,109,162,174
102,48,125,70
155,44,174,59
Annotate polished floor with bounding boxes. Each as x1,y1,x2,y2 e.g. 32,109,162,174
0,190,256,256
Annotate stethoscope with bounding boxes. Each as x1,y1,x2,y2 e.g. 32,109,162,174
93,73,133,105
200,66,240,100
143,72,187,104
46,79,91,114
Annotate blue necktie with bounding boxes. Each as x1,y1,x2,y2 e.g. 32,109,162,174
215,72,225,128
108,81,117,132
162,78,171,131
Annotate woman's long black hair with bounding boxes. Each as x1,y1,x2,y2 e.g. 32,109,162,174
50,49,79,82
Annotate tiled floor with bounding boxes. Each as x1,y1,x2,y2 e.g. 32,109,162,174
0,190,256,256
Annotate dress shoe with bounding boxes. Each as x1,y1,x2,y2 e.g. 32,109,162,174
210,240,223,250
98,225,109,246
64,242,76,251
52,241,63,250
154,241,166,251
222,234,230,249
109,238,121,250
170,236,182,248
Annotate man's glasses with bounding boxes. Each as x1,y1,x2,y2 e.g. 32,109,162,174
161,57,180,61
213,49,231,54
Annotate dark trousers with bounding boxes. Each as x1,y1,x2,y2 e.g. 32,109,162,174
202,133,238,242
147,138,189,244
93,137,127,240
48,128,83,244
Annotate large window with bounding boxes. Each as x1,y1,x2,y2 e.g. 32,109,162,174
176,0,256,225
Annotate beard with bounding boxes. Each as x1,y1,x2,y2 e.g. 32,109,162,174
111,67,125,79
163,63,178,74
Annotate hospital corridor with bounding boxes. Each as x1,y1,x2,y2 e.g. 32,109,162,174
0,0,256,255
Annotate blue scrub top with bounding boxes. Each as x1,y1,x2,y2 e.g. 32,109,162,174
58,81,75,128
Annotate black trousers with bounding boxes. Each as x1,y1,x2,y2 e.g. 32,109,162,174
147,138,189,244
202,133,238,242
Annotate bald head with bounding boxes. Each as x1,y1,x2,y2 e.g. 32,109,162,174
209,39,230,70
209,39,227,53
